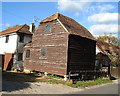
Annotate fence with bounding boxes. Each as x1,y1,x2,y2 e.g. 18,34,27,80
111,67,120,78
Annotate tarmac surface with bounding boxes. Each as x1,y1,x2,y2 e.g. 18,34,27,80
2,79,119,95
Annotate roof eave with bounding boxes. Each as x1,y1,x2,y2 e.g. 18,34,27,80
0,31,17,36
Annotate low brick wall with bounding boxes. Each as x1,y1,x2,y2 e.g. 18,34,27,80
111,67,120,78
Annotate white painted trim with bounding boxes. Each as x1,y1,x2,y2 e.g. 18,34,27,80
0,32,17,38
96,45,103,54
57,19,69,33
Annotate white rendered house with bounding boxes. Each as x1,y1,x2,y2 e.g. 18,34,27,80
0,24,34,70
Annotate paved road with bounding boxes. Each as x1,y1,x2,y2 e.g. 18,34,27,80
71,81,119,94
2,80,119,95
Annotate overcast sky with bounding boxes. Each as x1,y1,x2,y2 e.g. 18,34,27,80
1,1,119,37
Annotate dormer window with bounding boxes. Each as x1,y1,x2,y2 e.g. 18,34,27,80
5,35,9,43
45,24,51,33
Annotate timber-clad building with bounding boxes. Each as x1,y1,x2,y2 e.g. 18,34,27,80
24,13,96,77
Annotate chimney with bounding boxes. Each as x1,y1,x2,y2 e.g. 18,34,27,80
29,23,35,33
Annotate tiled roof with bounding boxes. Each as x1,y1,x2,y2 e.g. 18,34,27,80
0,24,32,35
40,13,95,41
97,40,120,55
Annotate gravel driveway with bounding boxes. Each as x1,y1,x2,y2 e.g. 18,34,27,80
2,80,82,94
2,71,119,95
2,71,82,94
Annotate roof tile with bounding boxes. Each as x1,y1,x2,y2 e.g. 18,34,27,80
0,24,32,35
97,40,120,54
40,13,95,41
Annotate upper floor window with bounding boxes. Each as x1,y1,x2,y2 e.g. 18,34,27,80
41,48,46,56
26,49,30,58
5,35,9,43
45,24,51,33
19,34,24,43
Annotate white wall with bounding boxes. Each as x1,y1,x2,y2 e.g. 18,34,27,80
0,33,17,54
0,32,32,70
96,46,101,54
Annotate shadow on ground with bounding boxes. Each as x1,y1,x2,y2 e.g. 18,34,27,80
110,75,117,80
2,71,40,92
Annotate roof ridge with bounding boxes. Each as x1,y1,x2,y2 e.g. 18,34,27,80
0,24,32,35
40,13,61,24
40,13,95,40
0,24,25,32
16,24,26,32
97,40,120,48
56,12,60,18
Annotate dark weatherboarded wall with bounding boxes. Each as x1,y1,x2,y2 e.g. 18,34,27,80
67,34,96,73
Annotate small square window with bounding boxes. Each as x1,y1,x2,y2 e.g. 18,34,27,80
41,48,46,56
46,24,51,33
5,35,9,43
26,49,30,58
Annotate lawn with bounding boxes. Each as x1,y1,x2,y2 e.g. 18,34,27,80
68,78,112,88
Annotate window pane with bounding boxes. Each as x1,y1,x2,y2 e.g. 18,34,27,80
41,48,46,56
5,35,9,43
46,24,51,33
26,50,30,58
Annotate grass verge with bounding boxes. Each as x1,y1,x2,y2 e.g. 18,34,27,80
3,71,113,88
68,78,112,88
45,77,112,88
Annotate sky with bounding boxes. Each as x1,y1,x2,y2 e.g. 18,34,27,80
1,1,119,37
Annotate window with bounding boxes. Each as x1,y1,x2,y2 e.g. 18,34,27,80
104,50,111,54
41,48,46,56
95,60,99,67
5,35,9,43
45,24,51,33
26,49,30,58
19,34,24,43
18,53,23,61
95,60,100,70
103,60,110,67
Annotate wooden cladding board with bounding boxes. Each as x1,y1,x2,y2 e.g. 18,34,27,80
24,20,68,76
24,20,96,76
67,34,96,73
